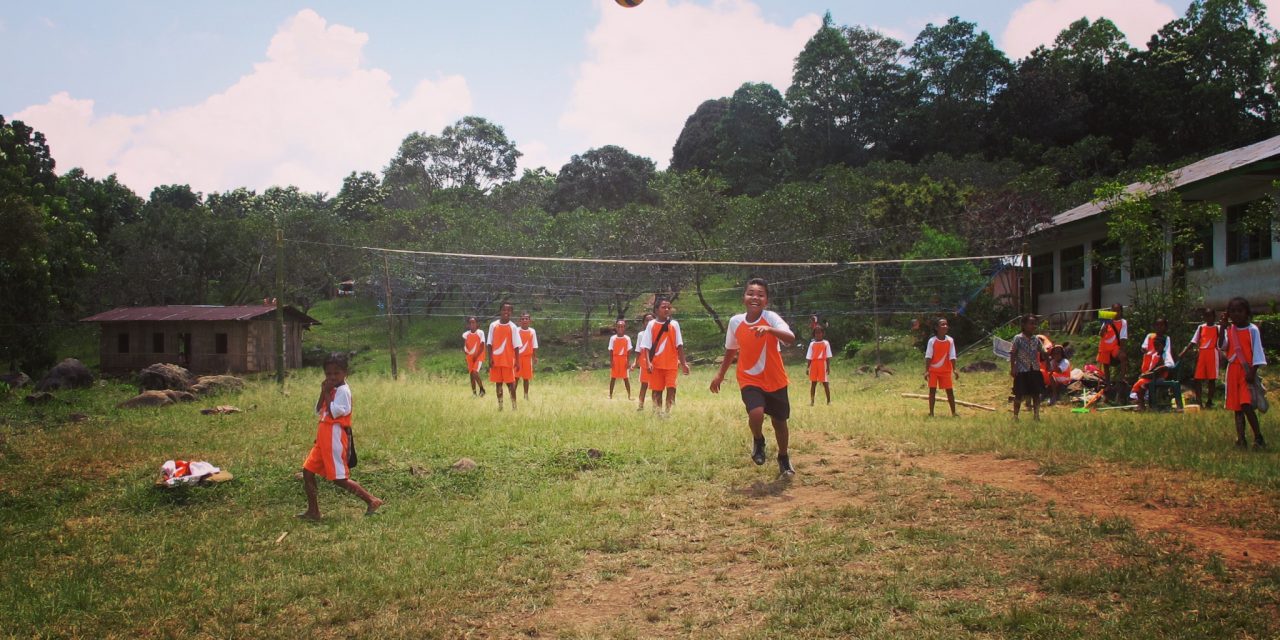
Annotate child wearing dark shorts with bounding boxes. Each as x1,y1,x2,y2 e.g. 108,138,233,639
1010,315,1046,420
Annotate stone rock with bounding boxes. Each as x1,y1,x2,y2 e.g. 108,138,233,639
164,389,196,403
68,413,90,422
451,458,478,473
139,363,195,391
35,359,94,392
408,465,430,477
960,361,999,373
0,372,31,390
191,375,244,396
118,390,176,409
586,448,603,459
24,392,60,405
199,405,242,415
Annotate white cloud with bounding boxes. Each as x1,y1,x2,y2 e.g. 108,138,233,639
1001,0,1179,61
559,0,821,168
15,9,472,196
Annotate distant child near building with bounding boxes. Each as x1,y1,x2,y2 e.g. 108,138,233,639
1010,315,1046,420
1045,345,1072,406
710,278,797,476
1130,319,1175,411
1222,297,1267,449
487,302,525,411
1097,303,1129,383
463,316,486,397
298,353,383,521
924,318,958,417
806,324,832,406
639,299,689,415
635,312,655,411
1178,307,1222,409
608,319,633,400
517,312,538,401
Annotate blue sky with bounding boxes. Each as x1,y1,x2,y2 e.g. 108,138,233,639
1,0,1206,197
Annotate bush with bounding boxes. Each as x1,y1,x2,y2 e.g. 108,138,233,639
842,340,864,359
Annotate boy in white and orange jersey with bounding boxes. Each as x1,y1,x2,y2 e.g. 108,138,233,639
639,299,689,415
487,302,524,411
298,352,383,520
1179,307,1223,409
517,312,538,401
711,278,797,476
634,312,654,411
806,324,832,406
924,318,958,417
463,316,486,397
607,319,633,400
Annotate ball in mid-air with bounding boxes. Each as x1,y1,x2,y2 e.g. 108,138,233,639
615,0,643,7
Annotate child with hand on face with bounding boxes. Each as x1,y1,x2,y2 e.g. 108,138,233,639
298,353,383,521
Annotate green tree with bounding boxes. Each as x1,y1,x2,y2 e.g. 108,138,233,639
383,116,521,206
900,224,985,309
670,97,730,173
548,145,657,213
714,82,790,196
785,13,861,176
334,171,385,222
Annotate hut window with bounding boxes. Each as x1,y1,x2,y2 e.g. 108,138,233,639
152,332,165,353
1059,245,1085,291
1093,240,1121,285
1030,253,1054,294
1227,201,1272,264
117,333,130,354
215,333,228,355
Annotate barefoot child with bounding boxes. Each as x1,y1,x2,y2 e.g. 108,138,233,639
517,312,538,400
487,302,524,411
806,324,832,406
1222,297,1267,449
299,353,383,520
608,319,633,400
463,317,486,397
1045,345,1072,405
1179,308,1222,409
1010,315,1046,420
1130,319,1175,411
639,299,689,415
711,278,797,476
634,312,654,411
1097,303,1128,384
924,318,958,416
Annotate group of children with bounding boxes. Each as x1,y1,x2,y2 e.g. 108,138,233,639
296,288,1268,519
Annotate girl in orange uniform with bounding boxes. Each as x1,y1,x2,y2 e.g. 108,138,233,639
463,316,486,397
806,324,832,406
607,319,633,400
1222,297,1267,449
299,353,383,520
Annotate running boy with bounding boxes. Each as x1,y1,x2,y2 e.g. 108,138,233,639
806,324,832,406
924,318,958,416
635,312,655,411
298,353,383,520
1130,319,1175,411
1010,314,1046,420
607,319,633,400
1179,307,1222,409
1222,297,1267,449
463,316,486,397
487,302,524,411
711,279,797,476
1097,303,1129,383
517,312,538,400
639,299,689,415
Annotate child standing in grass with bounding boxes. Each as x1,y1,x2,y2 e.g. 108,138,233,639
1179,307,1222,409
711,278,797,477
487,302,524,411
1010,314,1046,420
806,324,832,406
517,312,538,401
1097,303,1129,384
634,312,654,411
298,353,383,520
463,316,486,397
607,319,633,400
1222,297,1267,449
1130,319,1175,411
639,299,689,415
924,318,958,417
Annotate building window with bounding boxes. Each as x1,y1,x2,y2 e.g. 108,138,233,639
1060,245,1085,291
1129,245,1163,281
1093,240,1121,285
117,333,130,354
215,333,228,355
1227,201,1273,264
1175,222,1214,271
1031,252,1054,294
152,332,165,353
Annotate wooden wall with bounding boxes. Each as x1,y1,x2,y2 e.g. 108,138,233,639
96,320,308,373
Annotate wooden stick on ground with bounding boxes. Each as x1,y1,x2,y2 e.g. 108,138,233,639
900,393,998,412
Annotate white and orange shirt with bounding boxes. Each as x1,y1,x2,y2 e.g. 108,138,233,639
608,335,633,363
1225,324,1267,367
639,319,684,370
726,310,791,392
317,383,353,427
925,336,957,374
1139,333,1176,372
518,327,538,360
1100,318,1129,346
487,320,524,369
806,340,832,364
463,330,486,359
1189,323,1222,351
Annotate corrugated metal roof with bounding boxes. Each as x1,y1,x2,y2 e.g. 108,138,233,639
81,305,320,325
1044,134,1280,230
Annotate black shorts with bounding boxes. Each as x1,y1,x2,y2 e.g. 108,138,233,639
1013,371,1044,397
741,385,790,420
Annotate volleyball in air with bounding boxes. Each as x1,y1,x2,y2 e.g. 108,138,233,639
615,0,644,7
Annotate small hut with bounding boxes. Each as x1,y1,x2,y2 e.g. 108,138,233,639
81,304,320,374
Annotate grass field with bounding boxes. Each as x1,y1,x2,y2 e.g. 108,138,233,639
4,346,1280,639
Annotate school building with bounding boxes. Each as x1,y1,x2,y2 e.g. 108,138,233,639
81,304,320,374
1028,135,1280,318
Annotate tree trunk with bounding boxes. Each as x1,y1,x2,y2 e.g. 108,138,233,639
694,264,725,332
580,305,594,358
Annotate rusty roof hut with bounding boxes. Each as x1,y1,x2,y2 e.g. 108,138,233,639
81,305,321,374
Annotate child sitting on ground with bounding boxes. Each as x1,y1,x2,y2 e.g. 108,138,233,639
1045,344,1072,406
1130,319,1175,411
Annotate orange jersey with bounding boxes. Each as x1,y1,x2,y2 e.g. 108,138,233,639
806,340,831,363
609,334,633,362
642,319,683,370
463,330,486,360
925,336,956,375
726,310,791,392
518,328,538,361
487,320,523,368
